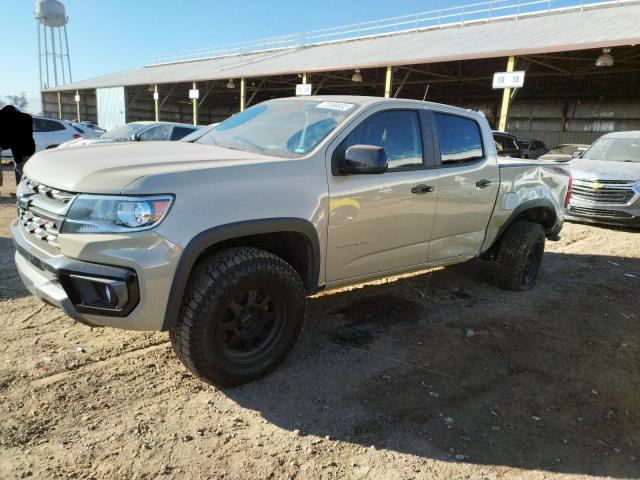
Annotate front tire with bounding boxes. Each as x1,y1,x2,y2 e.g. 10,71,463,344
495,220,545,291
170,247,306,386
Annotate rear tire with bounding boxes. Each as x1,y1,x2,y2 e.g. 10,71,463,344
170,247,306,386
495,220,545,291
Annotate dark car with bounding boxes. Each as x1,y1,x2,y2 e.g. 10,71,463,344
517,138,549,159
492,131,524,158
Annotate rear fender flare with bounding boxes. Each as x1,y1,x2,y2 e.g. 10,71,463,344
485,198,559,257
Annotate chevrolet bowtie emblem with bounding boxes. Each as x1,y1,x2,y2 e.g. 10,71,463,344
591,182,604,190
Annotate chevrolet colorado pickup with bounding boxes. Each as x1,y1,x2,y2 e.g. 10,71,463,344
12,96,571,386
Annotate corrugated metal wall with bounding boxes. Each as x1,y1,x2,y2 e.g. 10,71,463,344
507,101,640,147
42,90,98,123
96,87,127,131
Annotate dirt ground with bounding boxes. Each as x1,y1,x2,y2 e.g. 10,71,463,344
0,164,638,480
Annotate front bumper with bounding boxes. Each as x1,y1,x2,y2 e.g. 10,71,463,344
566,203,640,228
11,218,182,330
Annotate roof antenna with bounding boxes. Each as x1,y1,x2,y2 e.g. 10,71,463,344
422,84,430,101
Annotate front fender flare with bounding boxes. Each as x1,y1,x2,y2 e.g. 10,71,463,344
161,218,320,331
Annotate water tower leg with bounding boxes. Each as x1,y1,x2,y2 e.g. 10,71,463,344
37,22,43,90
64,24,72,83
50,27,58,87
43,24,50,88
58,28,66,84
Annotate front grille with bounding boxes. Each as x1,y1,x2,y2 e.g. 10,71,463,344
16,178,76,249
568,205,632,218
571,179,636,204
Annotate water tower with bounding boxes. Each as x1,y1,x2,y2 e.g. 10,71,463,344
35,0,72,89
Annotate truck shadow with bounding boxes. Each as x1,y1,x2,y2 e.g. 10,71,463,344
226,251,640,478
0,236,30,300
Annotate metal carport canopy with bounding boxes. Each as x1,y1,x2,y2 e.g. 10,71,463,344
45,1,640,92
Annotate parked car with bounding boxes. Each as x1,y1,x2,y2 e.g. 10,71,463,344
57,121,203,149
78,121,106,135
179,122,220,142
69,122,101,140
566,131,640,227
538,144,589,162
13,96,570,386
493,131,524,158
31,116,97,152
517,138,548,159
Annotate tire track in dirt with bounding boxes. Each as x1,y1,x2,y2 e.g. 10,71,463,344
30,341,170,388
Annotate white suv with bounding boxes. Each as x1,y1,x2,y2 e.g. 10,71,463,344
33,117,98,152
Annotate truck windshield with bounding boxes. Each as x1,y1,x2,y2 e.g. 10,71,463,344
197,99,359,158
582,137,640,163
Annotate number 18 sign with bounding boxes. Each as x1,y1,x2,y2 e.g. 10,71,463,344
492,71,525,89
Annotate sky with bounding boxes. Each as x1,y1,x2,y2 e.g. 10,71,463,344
0,0,470,113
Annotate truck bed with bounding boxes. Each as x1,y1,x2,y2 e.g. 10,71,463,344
481,157,571,251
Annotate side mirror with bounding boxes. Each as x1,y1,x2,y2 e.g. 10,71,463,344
339,145,388,175
131,133,141,142
572,151,582,159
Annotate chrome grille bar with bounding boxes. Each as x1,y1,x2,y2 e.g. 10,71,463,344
571,179,637,205
16,177,77,249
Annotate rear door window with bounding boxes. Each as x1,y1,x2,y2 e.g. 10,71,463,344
434,113,484,164
139,124,173,141
33,118,66,132
170,126,196,141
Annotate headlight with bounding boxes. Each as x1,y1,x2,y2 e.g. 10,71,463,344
61,194,174,234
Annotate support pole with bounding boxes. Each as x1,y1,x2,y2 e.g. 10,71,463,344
559,102,567,144
302,73,307,84
498,56,515,132
192,81,198,125
75,90,80,122
154,84,159,121
384,66,393,98
240,78,246,112
57,91,62,119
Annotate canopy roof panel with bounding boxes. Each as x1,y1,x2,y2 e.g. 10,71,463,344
45,1,640,92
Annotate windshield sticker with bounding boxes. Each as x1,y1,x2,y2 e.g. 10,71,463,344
315,101,355,112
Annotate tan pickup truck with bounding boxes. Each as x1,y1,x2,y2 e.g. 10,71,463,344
12,96,571,386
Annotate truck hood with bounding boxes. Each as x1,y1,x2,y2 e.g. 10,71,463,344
570,159,640,182
24,141,276,193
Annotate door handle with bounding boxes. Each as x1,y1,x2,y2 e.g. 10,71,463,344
476,179,493,188
411,184,435,194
